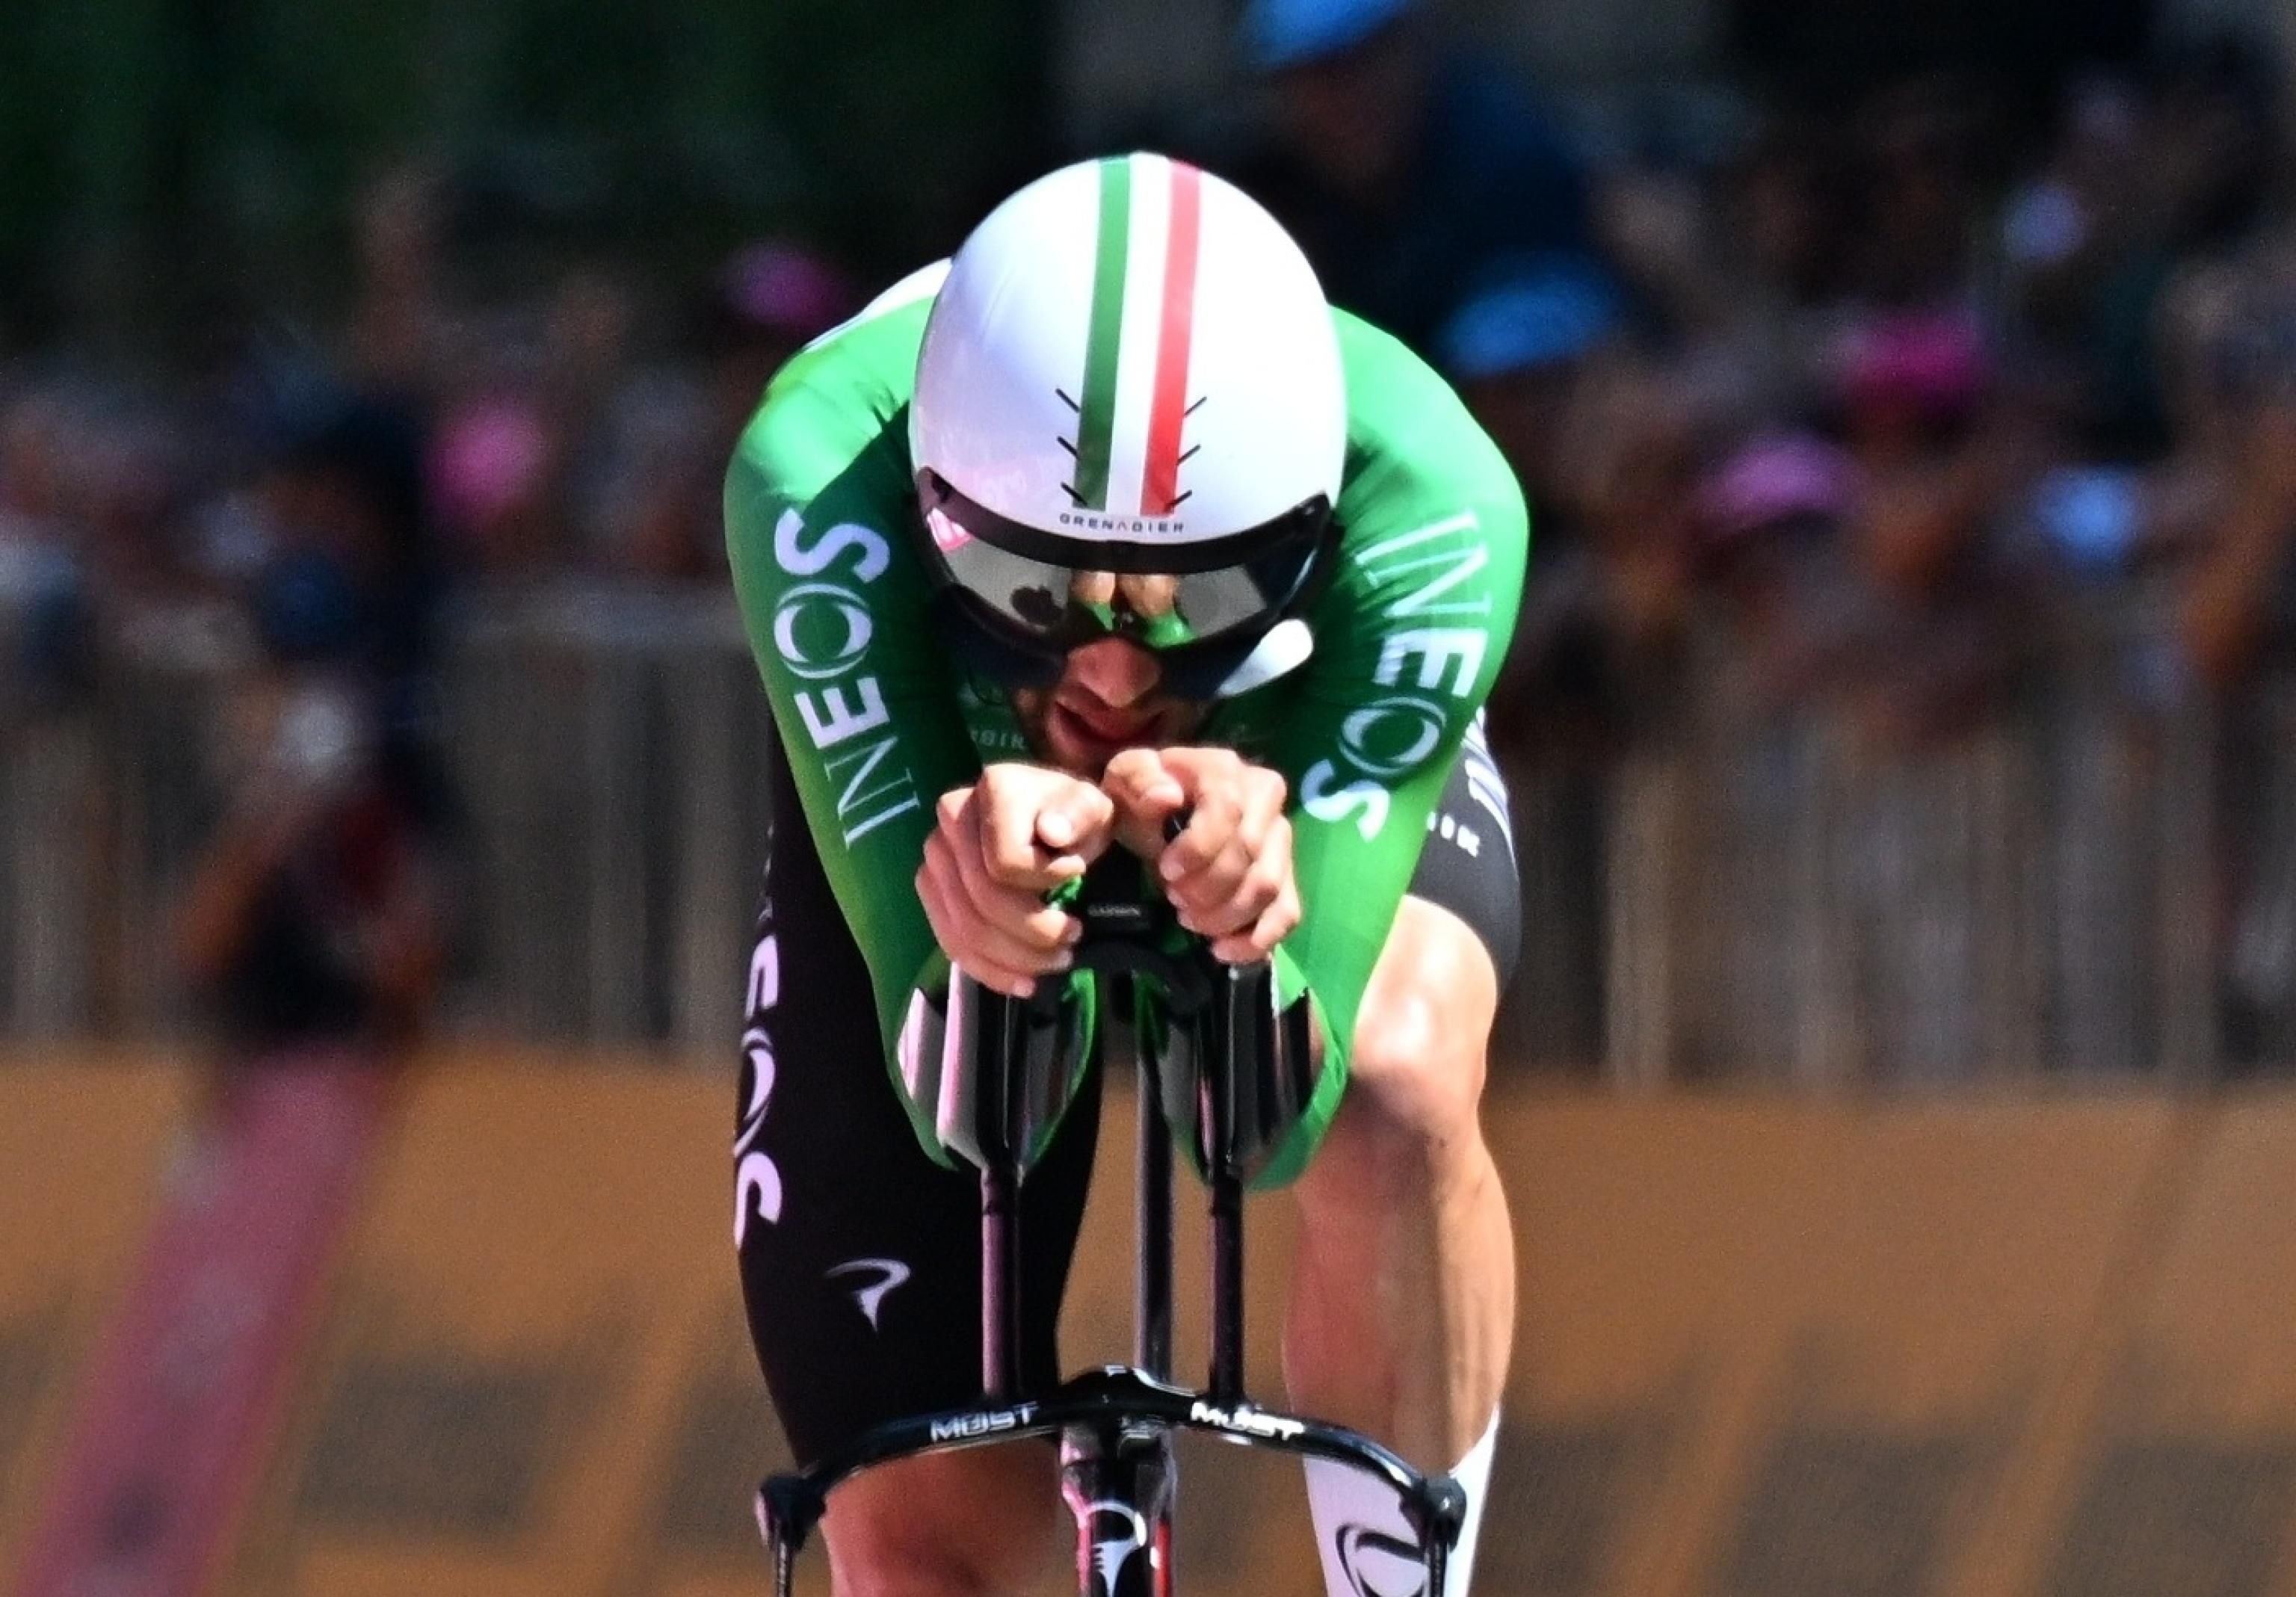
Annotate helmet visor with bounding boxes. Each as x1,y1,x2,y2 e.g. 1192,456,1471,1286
917,470,1336,661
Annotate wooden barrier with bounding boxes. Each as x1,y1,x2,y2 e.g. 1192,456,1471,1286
218,1068,748,1596
2013,1096,2296,1597
16,1059,2296,1595
16,1060,386,1597
0,1061,191,1580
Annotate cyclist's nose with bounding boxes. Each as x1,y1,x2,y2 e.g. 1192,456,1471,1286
1065,636,1163,708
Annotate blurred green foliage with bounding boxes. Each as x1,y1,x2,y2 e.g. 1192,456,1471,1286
0,0,1052,347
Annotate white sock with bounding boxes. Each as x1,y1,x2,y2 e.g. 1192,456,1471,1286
1304,1409,1499,1596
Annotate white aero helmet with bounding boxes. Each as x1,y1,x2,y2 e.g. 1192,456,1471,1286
911,152,1347,698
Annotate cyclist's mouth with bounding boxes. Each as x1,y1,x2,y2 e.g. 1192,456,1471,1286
1050,697,1164,755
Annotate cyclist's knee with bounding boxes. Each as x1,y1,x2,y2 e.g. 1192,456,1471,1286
819,1448,1056,1595
1340,995,1489,1170
1322,899,1496,1193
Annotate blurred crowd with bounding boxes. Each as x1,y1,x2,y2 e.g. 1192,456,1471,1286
0,172,861,1057
0,0,2291,1055
0,7,2284,732
1217,0,2296,768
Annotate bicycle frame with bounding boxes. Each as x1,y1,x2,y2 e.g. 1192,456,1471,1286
758,868,1466,1596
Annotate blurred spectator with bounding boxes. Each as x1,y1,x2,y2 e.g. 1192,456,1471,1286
2176,389,2296,691
573,365,722,579
347,163,452,402
2147,34,2283,259
2001,72,2168,454
1832,306,1995,476
1721,112,1851,315
2145,230,2296,582
428,392,561,574
1827,306,2046,739
1684,423,2039,746
421,241,853,581
1843,79,1993,309
1689,432,1877,703
1,376,199,708
2154,235,2296,1063
0,387,96,711
709,242,857,429
253,383,441,695
529,263,646,572
1549,352,1710,671
172,549,452,1055
1235,0,1593,352
1440,257,1626,524
583,241,854,581
0,387,70,552
1439,259,1660,756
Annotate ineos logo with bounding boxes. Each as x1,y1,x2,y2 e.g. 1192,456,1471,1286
1334,1522,1425,1597
764,507,923,843
734,931,783,1247
1338,694,1446,779
1299,513,1495,841
770,582,874,681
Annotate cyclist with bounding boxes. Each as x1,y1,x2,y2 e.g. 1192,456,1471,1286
729,152,1525,1596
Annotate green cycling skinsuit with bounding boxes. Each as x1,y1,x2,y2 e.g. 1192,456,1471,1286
728,262,1526,1465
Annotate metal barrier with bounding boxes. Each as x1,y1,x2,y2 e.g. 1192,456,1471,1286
9,587,2294,1078
439,587,774,1048
1588,600,2295,1086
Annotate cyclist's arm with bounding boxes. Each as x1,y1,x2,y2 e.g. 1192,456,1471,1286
1220,315,1528,1184
725,328,987,1113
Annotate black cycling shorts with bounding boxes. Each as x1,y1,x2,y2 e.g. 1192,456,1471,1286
736,724,1519,1465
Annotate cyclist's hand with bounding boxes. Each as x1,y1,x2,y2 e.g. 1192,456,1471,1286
917,764,1113,998
1102,747,1299,963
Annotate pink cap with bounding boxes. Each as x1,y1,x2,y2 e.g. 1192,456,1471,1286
429,398,552,534
1695,433,1861,545
1836,308,1993,418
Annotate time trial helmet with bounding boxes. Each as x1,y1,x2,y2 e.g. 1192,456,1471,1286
911,152,1346,699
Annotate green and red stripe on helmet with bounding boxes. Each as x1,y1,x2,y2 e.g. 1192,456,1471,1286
1071,155,1205,516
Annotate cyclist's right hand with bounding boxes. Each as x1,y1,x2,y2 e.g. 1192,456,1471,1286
917,764,1113,998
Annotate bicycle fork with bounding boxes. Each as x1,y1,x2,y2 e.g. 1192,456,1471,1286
1061,1422,1175,1597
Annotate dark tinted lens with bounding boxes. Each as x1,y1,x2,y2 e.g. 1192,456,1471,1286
935,536,1081,638
920,475,1333,657
936,536,1315,648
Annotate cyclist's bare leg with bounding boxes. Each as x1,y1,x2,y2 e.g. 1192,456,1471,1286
816,1445,1057,1595
1282,893,1515,1468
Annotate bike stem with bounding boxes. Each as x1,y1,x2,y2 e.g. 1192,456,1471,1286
982,978,1028,1401
1135,1007,1173,1380
1206,968,1248,1402
982,1161,1022,1400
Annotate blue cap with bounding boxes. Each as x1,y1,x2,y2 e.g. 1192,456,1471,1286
1436,260,1623,381
1241,0,1415,72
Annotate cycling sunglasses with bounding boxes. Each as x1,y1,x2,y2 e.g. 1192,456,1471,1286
916,469,1338,699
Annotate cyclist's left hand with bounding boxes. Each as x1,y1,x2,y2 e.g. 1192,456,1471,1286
1102,747,1299,963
